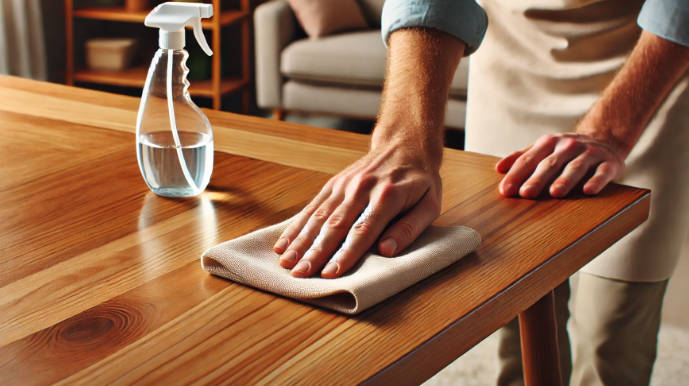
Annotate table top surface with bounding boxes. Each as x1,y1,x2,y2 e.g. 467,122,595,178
0,75,650,385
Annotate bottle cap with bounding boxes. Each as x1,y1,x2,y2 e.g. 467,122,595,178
144,2,213,55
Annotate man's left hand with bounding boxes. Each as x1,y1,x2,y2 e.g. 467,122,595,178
496,133,625,199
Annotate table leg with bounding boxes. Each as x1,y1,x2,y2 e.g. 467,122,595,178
519,290,563,386
273,109,286,120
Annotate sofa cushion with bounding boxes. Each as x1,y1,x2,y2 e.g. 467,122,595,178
287,0,368,38
283,80,467,128
282,30,386,88
281,30,469,96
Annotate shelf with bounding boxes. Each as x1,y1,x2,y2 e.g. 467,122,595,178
73,7,248,29
67,0,252,111
73,66,247,97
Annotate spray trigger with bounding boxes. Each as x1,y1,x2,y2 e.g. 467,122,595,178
191,17,212,56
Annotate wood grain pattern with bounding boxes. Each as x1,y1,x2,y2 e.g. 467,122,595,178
0,75,650,384
0,120,327,345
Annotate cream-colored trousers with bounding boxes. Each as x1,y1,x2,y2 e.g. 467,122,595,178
496,273,668,386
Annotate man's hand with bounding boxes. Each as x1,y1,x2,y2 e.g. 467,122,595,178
274,28,466,278
497,30,689,199
274,140,441,278
496,133,624,198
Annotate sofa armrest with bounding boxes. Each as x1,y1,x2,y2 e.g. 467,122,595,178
254,0,296,109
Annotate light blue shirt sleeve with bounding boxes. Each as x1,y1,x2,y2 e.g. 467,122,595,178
638,0,689,47
381,0,488,55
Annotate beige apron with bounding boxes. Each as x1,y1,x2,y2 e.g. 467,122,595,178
465,0,689,282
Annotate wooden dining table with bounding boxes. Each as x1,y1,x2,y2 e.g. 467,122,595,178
0,75,650,385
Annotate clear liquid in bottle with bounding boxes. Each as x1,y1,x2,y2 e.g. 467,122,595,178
138,131,213,197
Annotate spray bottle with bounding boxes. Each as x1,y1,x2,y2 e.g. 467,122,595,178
136,2,214,197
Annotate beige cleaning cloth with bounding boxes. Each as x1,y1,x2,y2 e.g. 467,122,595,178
201,218,481,314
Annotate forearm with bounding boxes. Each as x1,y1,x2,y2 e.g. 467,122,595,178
274,4,483,277
372,28,465,168
577,30,689,158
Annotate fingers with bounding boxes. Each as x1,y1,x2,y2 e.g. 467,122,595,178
518,138,583,198
549,153,596,197
498,134,624,199
318,197,404,278
583,160,620,195
282,172,378,277
288,196,368,277
377,186,441,257
274,146,443,279
496,150,525,174
496,142,536,174
499,135,559,196
278,196,344,269
274,183,333,255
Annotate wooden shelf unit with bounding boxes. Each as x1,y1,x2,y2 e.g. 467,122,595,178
73,65,246,97
72,7,248,29
65,0,251,111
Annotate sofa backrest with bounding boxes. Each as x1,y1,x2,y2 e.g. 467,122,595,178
358,0,384,27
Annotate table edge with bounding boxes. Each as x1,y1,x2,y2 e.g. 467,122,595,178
362,191,651,385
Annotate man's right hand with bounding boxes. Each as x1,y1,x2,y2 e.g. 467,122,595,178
273,27,466,279
273,137,442,279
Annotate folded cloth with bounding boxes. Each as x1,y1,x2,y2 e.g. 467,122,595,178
202,218,481,314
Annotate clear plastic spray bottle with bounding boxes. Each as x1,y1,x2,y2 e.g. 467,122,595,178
136,2,214,197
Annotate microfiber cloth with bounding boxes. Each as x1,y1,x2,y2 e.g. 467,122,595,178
201,218,481,314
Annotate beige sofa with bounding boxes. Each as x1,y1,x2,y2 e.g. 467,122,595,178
254,0,469,129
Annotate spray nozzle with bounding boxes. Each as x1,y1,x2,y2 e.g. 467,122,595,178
145,2,213,55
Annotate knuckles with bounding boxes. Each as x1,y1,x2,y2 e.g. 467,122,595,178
515,154,534,167
541,156,559,169
394,221,416,242
302,202,319,215
327,214,348,230
376,182,399,202
560,137,579,150
568,158,585,171
352,220,372,236
351,174,377,193
312,207,329,220
585,145,598,156
537,134,558,148
597,162,616,175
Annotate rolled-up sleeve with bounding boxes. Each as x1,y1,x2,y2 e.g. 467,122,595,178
381,0,488,55
638,0,689,47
